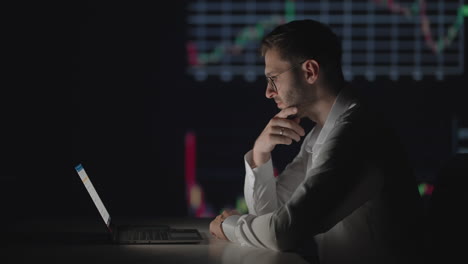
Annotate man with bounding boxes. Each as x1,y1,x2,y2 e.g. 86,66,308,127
210,19,423,264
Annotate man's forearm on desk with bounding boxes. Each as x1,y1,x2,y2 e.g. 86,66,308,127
221,213,280,251
222,215,240,242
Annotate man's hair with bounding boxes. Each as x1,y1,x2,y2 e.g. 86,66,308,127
261,19,344,90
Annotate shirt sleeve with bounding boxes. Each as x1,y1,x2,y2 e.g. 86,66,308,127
222,215,241,242
229,114,383,251
275,130,314,206
223,213,279,250
243,130,314,215
243,150,277,215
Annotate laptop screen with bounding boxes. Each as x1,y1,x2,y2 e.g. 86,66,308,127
75,164,111,228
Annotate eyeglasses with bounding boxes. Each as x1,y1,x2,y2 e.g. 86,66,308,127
266,60,307,93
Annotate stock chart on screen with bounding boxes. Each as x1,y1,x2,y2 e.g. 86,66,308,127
186,0,466,82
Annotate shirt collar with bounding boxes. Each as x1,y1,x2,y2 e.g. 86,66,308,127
305,86,357,152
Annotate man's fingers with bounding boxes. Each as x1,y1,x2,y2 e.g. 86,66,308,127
222,211,230,218
210,217,226,240
221,209,240,219
275,107,298,119
271,119,305,137
270,134,294,145
274,126,301,142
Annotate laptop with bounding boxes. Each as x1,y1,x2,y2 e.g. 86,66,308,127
74,163,203,244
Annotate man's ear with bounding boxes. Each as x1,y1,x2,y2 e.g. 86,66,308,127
303,59,319,84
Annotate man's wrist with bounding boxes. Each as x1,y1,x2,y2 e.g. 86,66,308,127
252,149,271,168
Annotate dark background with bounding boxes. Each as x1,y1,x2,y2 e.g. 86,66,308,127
2,1,466,227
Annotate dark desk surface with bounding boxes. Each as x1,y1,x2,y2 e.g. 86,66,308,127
2,217,314,264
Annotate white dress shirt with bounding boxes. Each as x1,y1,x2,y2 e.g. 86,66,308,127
222,86,424,264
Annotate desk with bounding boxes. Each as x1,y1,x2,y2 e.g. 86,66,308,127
3,217,315,264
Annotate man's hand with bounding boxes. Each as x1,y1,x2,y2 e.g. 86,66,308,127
252,107,305,167
209,209,240,240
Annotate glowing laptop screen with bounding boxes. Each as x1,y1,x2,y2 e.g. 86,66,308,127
75,164,111,228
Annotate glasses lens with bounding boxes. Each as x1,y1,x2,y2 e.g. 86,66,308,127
267,77,276,91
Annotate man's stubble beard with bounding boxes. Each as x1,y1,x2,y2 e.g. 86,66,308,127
287,73,315,119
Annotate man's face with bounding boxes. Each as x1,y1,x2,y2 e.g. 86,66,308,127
264,48,310,117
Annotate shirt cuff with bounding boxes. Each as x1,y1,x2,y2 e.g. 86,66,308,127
244,150,275,185
222,215,241,243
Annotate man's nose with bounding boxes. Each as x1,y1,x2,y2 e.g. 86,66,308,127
265,83,277,99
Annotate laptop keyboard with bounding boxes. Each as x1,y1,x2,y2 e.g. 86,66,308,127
122,229,170,241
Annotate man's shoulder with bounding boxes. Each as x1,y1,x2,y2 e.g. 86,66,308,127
335,100,373,125
332,99,391,142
